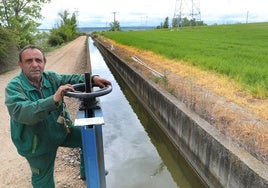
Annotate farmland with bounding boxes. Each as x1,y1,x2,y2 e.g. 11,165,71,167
98,24,268,163
101,23,268,98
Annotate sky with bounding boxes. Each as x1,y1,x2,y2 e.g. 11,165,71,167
40,0,268,29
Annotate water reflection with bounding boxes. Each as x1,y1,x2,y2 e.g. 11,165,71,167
89,38,206,188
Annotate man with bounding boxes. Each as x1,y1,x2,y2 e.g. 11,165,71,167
5,45,111,187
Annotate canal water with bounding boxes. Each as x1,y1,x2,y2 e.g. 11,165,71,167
88,38,206,188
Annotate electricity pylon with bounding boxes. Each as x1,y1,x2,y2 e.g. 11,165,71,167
172,0,201,29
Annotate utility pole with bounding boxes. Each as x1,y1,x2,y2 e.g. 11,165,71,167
246,11,249,24
112,12,116,22
111,11,120,31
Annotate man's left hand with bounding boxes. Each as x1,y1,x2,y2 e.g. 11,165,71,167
93,76,111,88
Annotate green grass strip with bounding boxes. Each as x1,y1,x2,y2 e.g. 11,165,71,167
101,23,268,98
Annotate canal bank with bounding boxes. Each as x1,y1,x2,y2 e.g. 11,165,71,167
87,38,206,187
92,36,268,188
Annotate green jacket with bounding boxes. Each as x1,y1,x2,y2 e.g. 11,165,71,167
5,71,85,157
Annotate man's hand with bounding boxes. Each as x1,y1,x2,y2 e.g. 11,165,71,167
93,76,111,88
53,84,75,103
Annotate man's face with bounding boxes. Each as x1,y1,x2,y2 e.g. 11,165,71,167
18,48,46,83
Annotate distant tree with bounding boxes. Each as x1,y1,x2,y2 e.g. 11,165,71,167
47,10,78,46
0,0,51,48
172,17,180,28
58,10,78,40
156,17,169,29
109,20,121,31
163,17,169,28
172,17,205,29
181,17,191,26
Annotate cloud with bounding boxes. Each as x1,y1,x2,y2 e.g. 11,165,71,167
40,0,268,29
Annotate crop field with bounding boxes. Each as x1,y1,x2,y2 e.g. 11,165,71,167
101,23,268,98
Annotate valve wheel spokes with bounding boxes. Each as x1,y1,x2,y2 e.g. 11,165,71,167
64,83,112,99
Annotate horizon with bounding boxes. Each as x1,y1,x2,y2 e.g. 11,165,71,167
38,21,267,31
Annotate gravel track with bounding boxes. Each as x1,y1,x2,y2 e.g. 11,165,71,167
0,36,88,187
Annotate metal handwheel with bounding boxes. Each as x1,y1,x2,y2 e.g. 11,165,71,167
64,83,112,99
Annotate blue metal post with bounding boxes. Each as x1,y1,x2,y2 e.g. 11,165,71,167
76,73,106,188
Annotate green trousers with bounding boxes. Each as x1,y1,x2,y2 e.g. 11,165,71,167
26,127,84,188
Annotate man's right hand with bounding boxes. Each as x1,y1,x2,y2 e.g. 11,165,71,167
53,84,75,103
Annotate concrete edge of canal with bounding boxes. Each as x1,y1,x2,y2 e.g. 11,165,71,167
92,37,268,188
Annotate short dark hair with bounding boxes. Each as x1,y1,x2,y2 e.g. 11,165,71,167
19,45,46,62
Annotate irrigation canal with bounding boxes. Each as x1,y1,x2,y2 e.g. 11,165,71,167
88,38,206,188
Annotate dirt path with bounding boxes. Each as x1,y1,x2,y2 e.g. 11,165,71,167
0,36,88,187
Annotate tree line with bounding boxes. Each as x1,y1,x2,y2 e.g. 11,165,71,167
157,16,205,29
0,0,81,73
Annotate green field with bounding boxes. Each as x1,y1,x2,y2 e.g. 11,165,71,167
101,23,268,98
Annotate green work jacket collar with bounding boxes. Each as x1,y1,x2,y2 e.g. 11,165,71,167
19,71,53,92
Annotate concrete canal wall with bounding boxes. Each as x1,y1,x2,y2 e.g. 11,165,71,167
93,37,268,188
